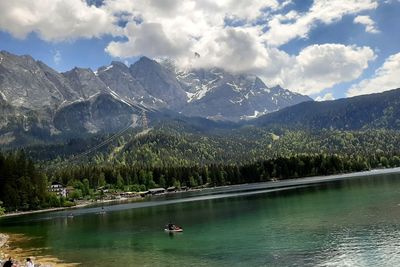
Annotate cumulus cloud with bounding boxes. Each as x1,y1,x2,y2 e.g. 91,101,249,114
263,0,378,46
347,53,400,97
0,0,116,41
189,27,292,75
315,93,335,101
106,22,189,58
354,15,379,33
275,44,376,95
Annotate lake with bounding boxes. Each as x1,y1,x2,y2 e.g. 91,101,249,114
1,171,400,266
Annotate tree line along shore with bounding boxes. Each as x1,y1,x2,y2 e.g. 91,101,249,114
1,150,399,214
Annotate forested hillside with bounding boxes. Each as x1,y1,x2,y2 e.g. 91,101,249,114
26,126,400,166
253,88,400,130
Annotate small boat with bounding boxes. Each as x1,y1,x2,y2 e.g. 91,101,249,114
164,224,183,233
164,228,183,233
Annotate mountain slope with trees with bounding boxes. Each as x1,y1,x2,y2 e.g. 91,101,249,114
253,88,400,130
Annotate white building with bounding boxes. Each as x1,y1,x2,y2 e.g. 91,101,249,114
48,182,67,197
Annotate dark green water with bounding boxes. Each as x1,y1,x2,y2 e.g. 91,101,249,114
2,173,400,266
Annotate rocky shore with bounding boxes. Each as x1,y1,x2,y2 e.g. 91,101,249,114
0,233,78,267
0,233,7,247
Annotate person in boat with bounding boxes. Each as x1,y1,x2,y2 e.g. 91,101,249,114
167,223,181,230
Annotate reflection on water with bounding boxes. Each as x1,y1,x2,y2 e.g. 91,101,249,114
315,226,400,267
1,173,400,266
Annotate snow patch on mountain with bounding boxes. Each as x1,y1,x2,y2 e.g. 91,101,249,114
0,91,7,101
240,109,269,120
88,92,102,100
190,83,218,102
106,86,134,108
102,65,114,72
229,98,244,105
227,82,243,92
95,64,114,76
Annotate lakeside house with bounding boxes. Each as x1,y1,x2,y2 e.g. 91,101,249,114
48,182,67,197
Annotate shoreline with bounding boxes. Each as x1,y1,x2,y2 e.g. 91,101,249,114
0,233,78,267
0,202,94,218
0,233,9,266
1,166,400,219
0,197,142,219
0,233,8,249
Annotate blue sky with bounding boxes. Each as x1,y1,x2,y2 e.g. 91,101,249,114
0,0,400,100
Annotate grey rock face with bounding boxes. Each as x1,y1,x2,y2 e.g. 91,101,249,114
54,93,138,134
96,61,156,108
37,61,80,102
62,67,108,99
0,51,67,110
129,57,188,109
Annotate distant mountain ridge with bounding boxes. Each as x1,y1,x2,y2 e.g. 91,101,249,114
252,88,400,130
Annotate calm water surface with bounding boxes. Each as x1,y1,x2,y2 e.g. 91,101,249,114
1,173,400,266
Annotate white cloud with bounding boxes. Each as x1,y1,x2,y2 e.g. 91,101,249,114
53,50,61,65
275,44,376,95
315,93,335,101
0,0,116,41
347,52,400,97
188,27,292,76
103,0,288,59
263,0,378,46
106,22,189,58
354,15,379,33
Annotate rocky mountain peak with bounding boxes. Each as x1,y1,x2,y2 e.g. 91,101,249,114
62,67,107,99
96,61,129,74
130,56,188,109
0,51,67,110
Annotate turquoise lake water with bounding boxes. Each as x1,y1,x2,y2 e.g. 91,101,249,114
1,172,400,266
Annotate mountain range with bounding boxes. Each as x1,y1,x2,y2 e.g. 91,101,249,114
1,50,400,151
0,50,310,145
